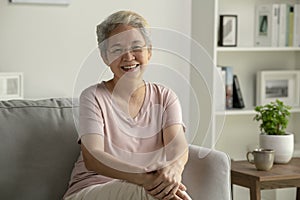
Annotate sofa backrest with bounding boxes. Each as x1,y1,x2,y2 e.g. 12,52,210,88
0,98,80,200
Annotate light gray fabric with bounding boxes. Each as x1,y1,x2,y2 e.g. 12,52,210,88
183,145,231,200
0,98,80,200
0,98,231,200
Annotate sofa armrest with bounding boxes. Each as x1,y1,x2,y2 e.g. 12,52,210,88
182,145,231,200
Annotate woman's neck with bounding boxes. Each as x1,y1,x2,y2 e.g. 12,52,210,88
106,78,146,118
107,78,145,100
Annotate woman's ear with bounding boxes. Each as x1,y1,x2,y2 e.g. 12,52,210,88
147,45,152,60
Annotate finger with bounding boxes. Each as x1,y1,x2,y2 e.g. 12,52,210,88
164,194,181,200
146,173,172,194
151,183,173,198
162,184,180,200
178,183,187,191
146,182,163,195
160,189,174,200
176,189,191,200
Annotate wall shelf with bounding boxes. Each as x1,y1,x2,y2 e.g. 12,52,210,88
216,107,300,116
217,47,300,52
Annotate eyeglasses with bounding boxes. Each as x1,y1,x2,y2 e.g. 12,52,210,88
107,44,147,56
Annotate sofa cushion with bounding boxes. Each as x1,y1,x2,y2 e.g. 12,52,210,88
0,98,80,200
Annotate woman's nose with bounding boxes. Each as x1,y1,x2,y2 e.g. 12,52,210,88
122,50,135,61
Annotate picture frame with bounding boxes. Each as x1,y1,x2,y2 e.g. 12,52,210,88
218,15,238,47
256,70,300,106
0,73,23,100
9,0,70,5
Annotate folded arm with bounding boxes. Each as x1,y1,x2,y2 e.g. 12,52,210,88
81,123,189,200
81,134,150,186
144,124,190,200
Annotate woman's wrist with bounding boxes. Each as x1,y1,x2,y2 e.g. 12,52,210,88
128,171,147,186
132,171,158,188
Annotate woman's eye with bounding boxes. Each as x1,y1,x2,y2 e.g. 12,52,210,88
131,46,143,51
111,49,123,54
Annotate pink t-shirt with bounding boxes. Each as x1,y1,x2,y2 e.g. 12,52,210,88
63,81,185,198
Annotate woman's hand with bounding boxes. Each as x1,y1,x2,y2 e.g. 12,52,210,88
139,124,190,200
142,161,190,200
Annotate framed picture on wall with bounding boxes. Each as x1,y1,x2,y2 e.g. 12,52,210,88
9,0,70,5
256,70,300,106
0,73,23,100
218,15,238,47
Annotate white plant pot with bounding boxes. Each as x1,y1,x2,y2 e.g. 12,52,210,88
259,133,294,164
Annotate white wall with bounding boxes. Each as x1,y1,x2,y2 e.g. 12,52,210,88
190,0,217,147
0,0,191,99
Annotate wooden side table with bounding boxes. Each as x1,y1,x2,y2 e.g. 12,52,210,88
231,158,300,200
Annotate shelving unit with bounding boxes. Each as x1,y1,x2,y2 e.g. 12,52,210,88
212,0,300,199
215,0,300,143
216,0,300,111
191,0,300,148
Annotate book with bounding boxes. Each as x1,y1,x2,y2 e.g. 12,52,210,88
254,4,279,47
294,4,300,47
278,4,291,47
216,67,226,111
221,66,233,109
232,75,245,108
288,6,294,46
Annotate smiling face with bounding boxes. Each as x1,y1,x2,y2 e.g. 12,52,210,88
102,24,152,83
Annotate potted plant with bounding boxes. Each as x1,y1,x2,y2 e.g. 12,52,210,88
253,99,294,163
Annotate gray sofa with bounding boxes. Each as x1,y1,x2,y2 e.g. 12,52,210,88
0,98,231,200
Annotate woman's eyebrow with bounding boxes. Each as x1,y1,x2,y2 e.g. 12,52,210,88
132,40,144,44
109,43,122,48
109,40,144,48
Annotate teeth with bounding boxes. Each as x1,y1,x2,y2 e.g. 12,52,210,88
122,64,138,69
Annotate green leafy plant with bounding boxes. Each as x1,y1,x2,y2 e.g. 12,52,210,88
254,99,292,135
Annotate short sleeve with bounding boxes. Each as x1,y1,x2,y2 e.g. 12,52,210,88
78,86,104,141
162,89,186,131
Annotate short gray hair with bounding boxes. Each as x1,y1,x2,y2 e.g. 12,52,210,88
96,10,151,55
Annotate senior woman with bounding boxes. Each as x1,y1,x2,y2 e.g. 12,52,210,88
64,10,191,200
